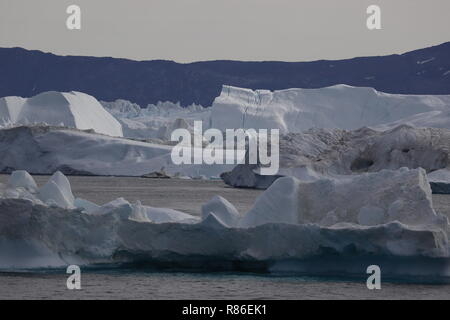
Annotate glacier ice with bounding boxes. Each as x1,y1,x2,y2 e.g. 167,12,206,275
0,170,449,277
101,85,450,142
201,196,241,228
428,169,450,194
223,125,450,189
133,200,199,224
240,168,447,229
38,171,75,209
210,85,450,133
2,84,450,147
8,170,37,192
428,169,450,184
0,91,123,137
102,100,209,140
357,206,386,226
239,177,300,227
73,198,100,214
0,125,234,178
1,85,450,181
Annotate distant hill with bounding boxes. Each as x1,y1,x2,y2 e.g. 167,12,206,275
0,42,449,107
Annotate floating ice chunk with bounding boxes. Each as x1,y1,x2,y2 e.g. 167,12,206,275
8,170,37,192
201,196,240,228
38,171,75,209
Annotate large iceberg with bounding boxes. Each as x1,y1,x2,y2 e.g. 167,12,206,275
0,170,448,279
210,85,450,133
3,85,450,142
0,125,234,178
101,85,450,141
222,125,450,189
2,86,450,181
0,91,123,137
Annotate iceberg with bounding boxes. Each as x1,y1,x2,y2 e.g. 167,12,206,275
0,170,448,280
0,91,123,137
101,85,450,143
102,100,209,140
0,125,234,178
223,125,450,189
8,170,37,192
201,196,241,228
241,168,447,229
210,85,450,133
38,171,75,209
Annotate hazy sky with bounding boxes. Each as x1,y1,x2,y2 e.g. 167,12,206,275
0,0,449,63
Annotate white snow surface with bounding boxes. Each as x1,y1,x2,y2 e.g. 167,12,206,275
0,91,123,137
0,170,449,275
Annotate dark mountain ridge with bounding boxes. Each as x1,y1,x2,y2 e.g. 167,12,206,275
0,42,449,107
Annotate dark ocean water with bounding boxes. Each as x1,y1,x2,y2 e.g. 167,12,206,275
1,269,449,300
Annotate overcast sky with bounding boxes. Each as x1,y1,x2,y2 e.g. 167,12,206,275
0,0,449,63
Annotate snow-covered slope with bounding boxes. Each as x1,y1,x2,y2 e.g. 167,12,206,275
210,85,450,133
0,170,448,279
0,91,123,137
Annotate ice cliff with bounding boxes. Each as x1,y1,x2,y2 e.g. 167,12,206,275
210,85,450,133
